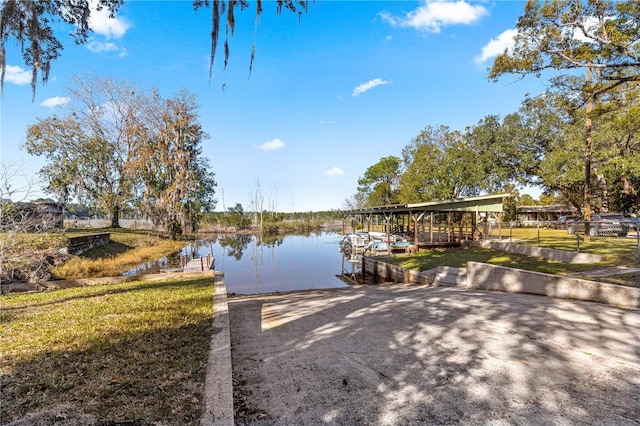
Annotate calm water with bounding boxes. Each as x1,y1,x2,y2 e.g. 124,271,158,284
209,232,351,294
127,232,355,294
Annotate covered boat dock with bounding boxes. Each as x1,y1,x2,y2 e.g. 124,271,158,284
342,193,509,251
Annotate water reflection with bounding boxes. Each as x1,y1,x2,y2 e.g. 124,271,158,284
218,234,253,260
124,232,355,294
208,231,349,294
123,253,183,276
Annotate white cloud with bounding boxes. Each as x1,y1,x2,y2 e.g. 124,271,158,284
318,120,334,125
475,28,517,64
255,138,285,151
4,65,31,86
381,0,488,33
40,96,70,108
352,78,391,97
79,1,129,56
324,166,345,177
88,1,131,39
86,40,127,57
87,40,118,53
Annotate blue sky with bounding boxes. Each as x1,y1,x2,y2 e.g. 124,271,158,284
2,0,548,212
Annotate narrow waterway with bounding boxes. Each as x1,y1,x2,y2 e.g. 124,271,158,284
207,231,353,294
126,231,355,294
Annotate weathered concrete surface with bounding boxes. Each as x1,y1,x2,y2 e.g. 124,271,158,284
480,240,603,264
467,262,640,309
202,272,234,426
229,285,640,425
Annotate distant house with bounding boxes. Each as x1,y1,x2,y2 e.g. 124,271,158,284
516,205,578,223
1,200,64,230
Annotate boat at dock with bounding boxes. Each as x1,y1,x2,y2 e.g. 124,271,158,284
339,232,414,255
338,232,369,254
367,231,395,242
364,239,391,254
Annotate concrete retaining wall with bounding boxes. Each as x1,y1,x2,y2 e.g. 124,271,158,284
362,258,468,287
467,262,640,309
67,233,110,255
362,257,639,309
432,266,467,287
362,257,432,285
480,240,602,264
202,272,234,425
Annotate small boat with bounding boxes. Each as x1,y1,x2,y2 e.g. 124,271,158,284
338,232,369,254
363,239,390,254
340,231,412,254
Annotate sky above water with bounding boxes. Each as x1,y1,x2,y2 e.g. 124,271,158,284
2,0,548,212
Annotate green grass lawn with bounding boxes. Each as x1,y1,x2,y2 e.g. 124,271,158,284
381,247,602,276
381,235,640,286
596,272,640,287
0,275,215,425
503,227,639,265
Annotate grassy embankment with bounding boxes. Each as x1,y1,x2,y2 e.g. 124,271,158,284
0,275,215,425
53,228,187,279
382,228,640,287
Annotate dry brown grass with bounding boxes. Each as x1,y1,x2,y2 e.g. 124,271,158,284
52,229,186,279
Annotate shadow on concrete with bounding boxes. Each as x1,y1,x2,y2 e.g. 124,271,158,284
229,285,640,425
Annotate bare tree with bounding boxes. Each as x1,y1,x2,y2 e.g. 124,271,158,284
249,178,264,235
1,163,66,285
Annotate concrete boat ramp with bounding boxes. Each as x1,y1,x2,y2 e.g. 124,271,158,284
205,275,640,425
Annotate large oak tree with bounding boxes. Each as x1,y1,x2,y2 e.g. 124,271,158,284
25,75,147,227
357,156,401,207
489,0,640,236
398,122,523,204
495,89,640,214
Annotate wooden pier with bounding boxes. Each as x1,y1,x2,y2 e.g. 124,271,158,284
183,254,214,273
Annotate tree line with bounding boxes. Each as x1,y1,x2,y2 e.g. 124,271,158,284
349,0,640,224
204,203,342,232
24,75,217,239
